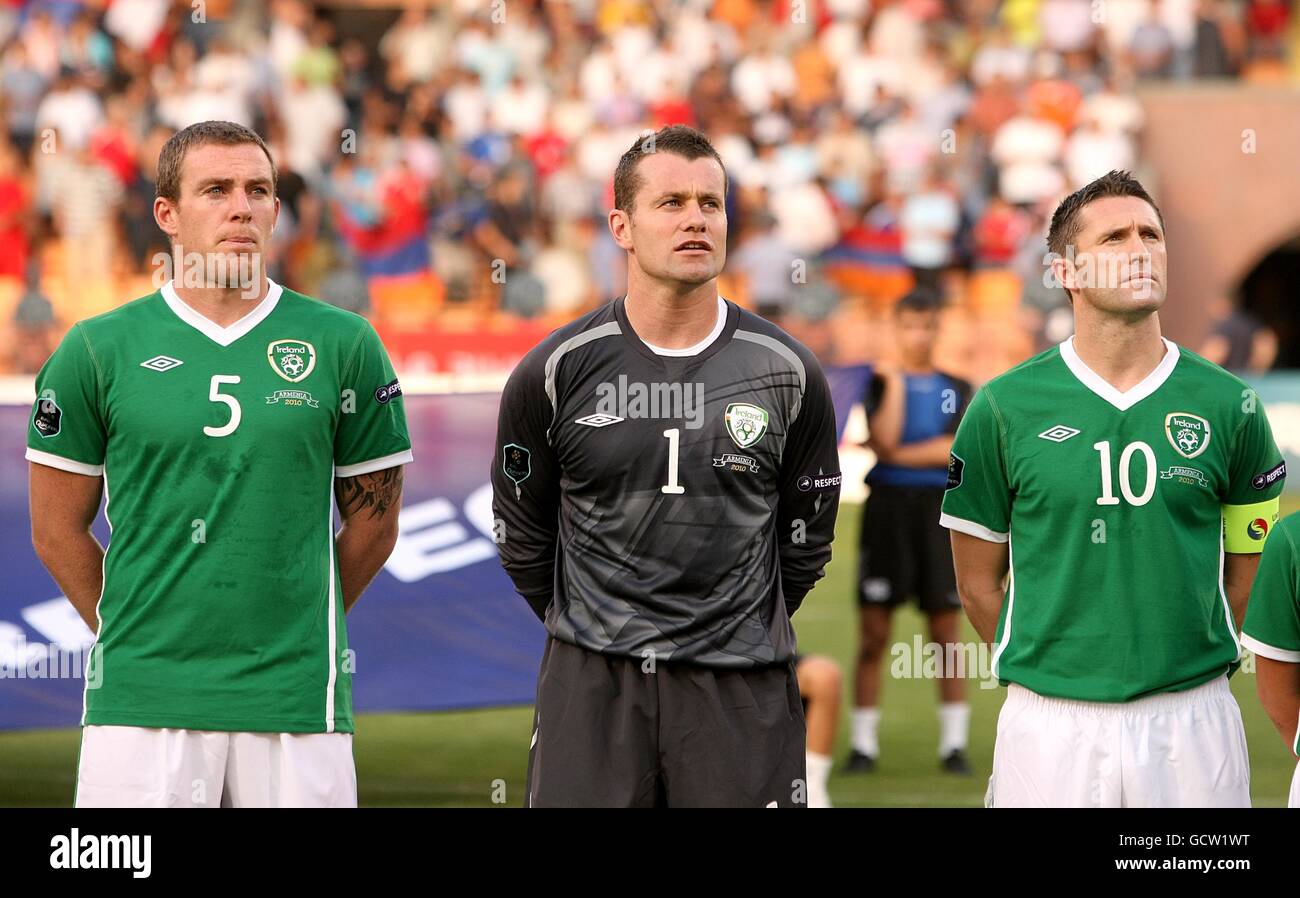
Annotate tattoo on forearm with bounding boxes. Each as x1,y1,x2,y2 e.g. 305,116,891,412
337,467,403,520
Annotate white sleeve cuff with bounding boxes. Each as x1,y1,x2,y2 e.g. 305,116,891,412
939,512,1009,544
335,448,413,478
25,447,104,477
1241,633,1300,663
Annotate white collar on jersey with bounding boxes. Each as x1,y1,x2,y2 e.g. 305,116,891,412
161,278,283,348
641,296,728,357
1059,335,1179,412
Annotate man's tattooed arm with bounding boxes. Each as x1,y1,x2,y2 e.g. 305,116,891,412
334,465,405,612
335,466,404,521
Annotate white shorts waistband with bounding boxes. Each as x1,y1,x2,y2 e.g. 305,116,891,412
1006,675,1231,717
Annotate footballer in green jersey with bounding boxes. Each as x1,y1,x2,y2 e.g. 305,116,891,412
1242,512,1300,805
26,122,411,807
942,171,1282,807
942,337,1283,702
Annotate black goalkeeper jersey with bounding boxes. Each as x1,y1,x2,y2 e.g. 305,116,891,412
492,296,842,668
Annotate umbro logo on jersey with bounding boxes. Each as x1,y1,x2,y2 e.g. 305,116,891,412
140,355,183,372
576,413,623,427
1038,425,1081,443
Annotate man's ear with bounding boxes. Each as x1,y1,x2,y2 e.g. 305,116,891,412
1050,253,1075,296
153,196,179,240
609,207,633,251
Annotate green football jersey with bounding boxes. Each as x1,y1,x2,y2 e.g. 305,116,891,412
941,337,1285,702
26,279,412,733
1242,512,1300,753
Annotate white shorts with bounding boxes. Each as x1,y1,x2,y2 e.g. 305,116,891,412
987,675,1250,808
1289,760,1300,808
75,725,357,808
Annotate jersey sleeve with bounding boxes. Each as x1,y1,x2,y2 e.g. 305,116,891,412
491,347,562,621
939,385,1011,542
776,350,841,617
1241,520,1300,663
1222,397,1285,553
334,322,413,476
25,324,107,476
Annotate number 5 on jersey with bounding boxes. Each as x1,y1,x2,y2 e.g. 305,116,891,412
206,375,242,437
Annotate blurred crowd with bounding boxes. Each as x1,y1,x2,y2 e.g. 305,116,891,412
0,0,1297,374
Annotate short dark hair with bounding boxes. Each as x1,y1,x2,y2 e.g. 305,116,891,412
895,287,942,316
613,125,727,213
1046,170,1164,259
156,120,278,203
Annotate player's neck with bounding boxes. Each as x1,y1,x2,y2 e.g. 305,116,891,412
170,279,271,328
1071,311,1166,393
623,282,720,350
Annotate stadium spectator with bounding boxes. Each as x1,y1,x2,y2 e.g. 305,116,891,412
972,195,1033,268
1128,0,1178,79
19,9,62,82
1198,296,1279,374
852,288,974,776
491,72,550,138
62,10,114,81
34,71,104,153
122,124,173,272
990,106,1067,205
11,258,57,374
47,142,124,288
1064,108,1138,189
1192,0,1238,76
0,141,30,281
2,43,46,158
729,208,800,321
900,167,961,291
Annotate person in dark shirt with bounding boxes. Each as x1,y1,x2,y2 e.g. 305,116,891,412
848,289,974,775
492,125,841,807
1198,297,1277,374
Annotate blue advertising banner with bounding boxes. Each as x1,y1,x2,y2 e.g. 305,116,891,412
0,365,872,731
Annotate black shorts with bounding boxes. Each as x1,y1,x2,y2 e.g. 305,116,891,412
857,482,961,613
525,637,807,807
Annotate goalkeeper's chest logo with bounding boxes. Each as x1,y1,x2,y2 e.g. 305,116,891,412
1165,412,1211,459
267,339,316,382
725,403,768,449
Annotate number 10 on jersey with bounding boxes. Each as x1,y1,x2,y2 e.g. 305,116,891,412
1094,440,1156,507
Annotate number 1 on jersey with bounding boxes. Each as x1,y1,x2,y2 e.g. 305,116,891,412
662,428,685,494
